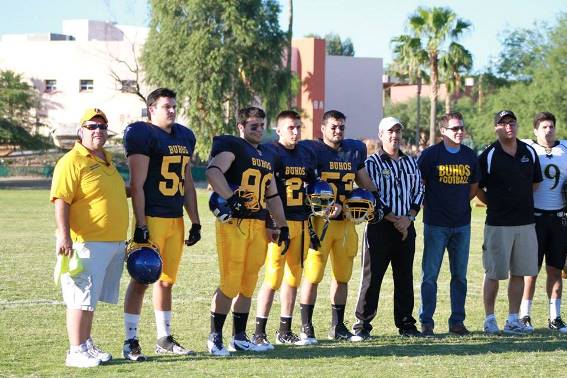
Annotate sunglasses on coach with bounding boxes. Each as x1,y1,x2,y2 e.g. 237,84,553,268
82,123,109,130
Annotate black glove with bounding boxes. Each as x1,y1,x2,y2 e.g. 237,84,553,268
227,193,251,218
185,224,201,246
309,227,321,250
133,225,149,243
278,226,290,255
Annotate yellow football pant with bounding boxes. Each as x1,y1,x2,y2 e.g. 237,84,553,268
216,218,269,298
303,218,358,284
145,216,184,284
263,220,309,290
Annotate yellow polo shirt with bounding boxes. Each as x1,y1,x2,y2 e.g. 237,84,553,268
50,142,128,242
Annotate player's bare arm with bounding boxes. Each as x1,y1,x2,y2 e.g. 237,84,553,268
265,179,287,229
206,151,236,199
183,160,200,225
128,154,150,227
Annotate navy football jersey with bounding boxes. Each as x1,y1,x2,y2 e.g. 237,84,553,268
264,142,317,221
210,135,276,220
124,121,196,218
300,139,367,208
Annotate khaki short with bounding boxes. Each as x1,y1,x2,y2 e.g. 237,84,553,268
482,224,538,280
61,241,125,311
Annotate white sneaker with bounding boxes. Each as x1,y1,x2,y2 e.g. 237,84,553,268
86,338,112,363
520,316,535,333
298,332,318,345
251,333,275,350
299,324,318,345
207,333,230,357
503,319,533,335
65,350,101,368
123,338,147,362
483,317,500,335
229,333,267,352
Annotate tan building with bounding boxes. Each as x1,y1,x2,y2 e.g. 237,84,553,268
1,20,384,148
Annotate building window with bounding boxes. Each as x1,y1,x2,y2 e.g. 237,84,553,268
80,80,94,92
141,108,148,118
44,79,56,93
120,80,137,93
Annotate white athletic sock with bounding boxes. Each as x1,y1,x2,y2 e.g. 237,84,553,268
550,298,561,320
519,299,532,318
507,313,519,323
155,310,172,339
70,343,87,353
124,313,141,340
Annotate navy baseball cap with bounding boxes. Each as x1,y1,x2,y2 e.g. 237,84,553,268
494,110,516,125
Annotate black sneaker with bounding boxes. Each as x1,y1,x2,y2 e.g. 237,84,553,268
421,324,435,337
399,326,423,337
123,338,147,362
276,330,308,345
521,316,535,333
329,323,364,342
156,335,195,355
353,328,372,341
449,324,471,336
549,317,567,334
299,324,318,345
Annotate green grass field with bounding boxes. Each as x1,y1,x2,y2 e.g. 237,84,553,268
1,189,566,377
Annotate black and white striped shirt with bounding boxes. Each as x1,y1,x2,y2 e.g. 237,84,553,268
366,150,424,216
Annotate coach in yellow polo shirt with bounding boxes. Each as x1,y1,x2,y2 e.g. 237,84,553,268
50,108,128,368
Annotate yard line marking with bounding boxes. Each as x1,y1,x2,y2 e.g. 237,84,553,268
0,299,64,308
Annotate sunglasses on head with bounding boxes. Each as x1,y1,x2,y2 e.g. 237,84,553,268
82,123,108,130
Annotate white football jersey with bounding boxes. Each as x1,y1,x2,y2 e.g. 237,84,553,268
524,139,567,210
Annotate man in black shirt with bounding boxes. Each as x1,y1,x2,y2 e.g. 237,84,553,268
477,110,542,335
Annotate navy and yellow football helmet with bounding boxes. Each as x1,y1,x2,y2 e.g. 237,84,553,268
306,180,335,217
344,188,376,224
209,183,260,223
126,242,162,284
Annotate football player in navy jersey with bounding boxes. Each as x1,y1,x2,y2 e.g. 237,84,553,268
251,110,318,348
298,110,388,344
122,88,201,361
206,107,289,356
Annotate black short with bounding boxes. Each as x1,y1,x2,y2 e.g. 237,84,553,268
535,214,567,270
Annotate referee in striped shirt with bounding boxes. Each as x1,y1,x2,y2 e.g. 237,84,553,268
353,117,425,338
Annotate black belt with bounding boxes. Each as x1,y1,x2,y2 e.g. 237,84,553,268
534,209,565,217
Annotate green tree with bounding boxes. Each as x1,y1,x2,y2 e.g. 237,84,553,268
142,0,287,159
0,70,36,130
439,42,473,113
305,33,355,56
407,6,471,145
389,34,429,145
495,24,549,82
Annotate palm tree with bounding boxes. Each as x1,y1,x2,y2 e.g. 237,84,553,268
390,35,429,146
408,6,471,145
286,0,293,108
440,42,473,112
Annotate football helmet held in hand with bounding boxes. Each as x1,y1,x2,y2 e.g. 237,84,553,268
344,188,376,224
306,180,335,217
126,242,162,284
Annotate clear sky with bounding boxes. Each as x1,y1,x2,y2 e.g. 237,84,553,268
1,0,565,71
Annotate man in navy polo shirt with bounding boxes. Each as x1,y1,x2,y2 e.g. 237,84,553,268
477,110,542,335
418,112,479,337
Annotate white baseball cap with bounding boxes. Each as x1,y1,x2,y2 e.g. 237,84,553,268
379,117,403,133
